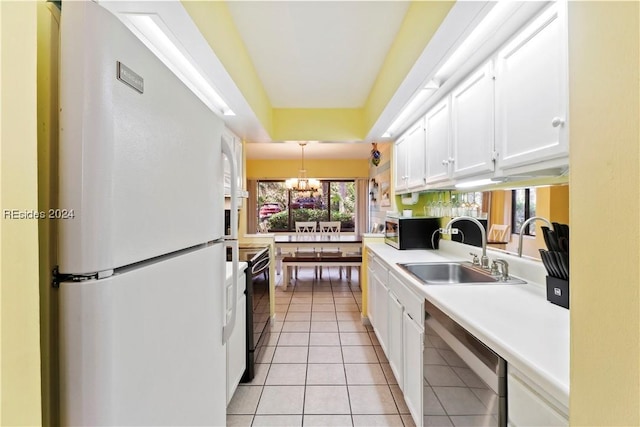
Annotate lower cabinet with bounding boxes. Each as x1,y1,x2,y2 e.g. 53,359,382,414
369,256,390,354
369,264,425,426
402,311,424,424
226,270,246,405
374,274,390,354
507,366,568,427
366,257,376,329
387,293,404,390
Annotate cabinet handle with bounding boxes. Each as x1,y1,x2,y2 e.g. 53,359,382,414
551,117,565,128
448,157,455,163
441,159,449,166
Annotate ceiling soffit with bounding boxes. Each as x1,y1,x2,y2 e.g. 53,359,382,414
180,1,458,143
226,1,410,109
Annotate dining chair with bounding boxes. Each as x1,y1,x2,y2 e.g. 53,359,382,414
293,221,318,279
318,221,342,279
487,224,511,250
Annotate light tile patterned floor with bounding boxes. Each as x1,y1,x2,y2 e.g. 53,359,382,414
227,268,415,427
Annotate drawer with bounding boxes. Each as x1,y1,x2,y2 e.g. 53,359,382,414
371,256,388,283
389,271,424,325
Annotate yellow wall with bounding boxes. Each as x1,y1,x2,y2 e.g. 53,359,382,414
246,158,369,179
568,2,640,425
1,1,43,425
272,109,365,141
534,185,570,252
181,1,273,135
36,3,59,425
364,1,454,131
184,2,455,143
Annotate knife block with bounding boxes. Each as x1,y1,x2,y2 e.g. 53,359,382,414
546,276,569,309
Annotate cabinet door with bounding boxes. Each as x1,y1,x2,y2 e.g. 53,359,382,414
367,264,376,329
394,137,409,192
403,312,424,427
451,63,495,178
508,368,568,426
223,132,244,196
387,292,404,390
227,292,246,404
234,138,243,193
374,276,389,354
495,3,568,170
425,98,451,184
406,119,426,189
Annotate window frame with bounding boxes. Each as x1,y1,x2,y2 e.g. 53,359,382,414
257,179,356,232
511,188,536,236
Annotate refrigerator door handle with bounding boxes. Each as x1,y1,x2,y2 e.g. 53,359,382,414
223,239,239,344
222,133,238,241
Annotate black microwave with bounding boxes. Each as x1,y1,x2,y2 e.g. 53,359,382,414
384,217,441,250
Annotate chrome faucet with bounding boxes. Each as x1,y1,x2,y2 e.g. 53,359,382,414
492,259,510,281
443,216,490,269
517,216,552,257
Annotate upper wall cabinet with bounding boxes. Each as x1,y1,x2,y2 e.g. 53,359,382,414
223,129,245,198
425,98,451,184
495,4,569,171
451,62,496,179
394,119,426,193
391,2,568,192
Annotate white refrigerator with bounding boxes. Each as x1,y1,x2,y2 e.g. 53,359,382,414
57,2,238,425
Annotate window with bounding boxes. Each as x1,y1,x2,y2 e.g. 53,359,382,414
512,188,537,235
257,180,356,232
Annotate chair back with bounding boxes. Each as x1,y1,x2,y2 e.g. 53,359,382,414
258,221,269,233
488,224,510,242
370,223,384,233
295,221,317,234
319,221,341,234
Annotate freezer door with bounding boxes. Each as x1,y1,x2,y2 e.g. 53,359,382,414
59,244,225,426
59,1,224,274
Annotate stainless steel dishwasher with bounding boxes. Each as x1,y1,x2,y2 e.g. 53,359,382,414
424,300,506,427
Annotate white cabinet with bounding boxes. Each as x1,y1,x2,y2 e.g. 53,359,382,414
403,310,424,425
223,130,244,197
508,366,568,426
394,120,426,193
226,269,246,405
366,255,377,329
373,275,389,354
387,293,404,389
424,98,451,184
394,136,410,193
451,63,496,178
495,3,568,171
386,281,426,426
369,256,389,354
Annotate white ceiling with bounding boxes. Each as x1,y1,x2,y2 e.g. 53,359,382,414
226,1,410,108
246,141,377,159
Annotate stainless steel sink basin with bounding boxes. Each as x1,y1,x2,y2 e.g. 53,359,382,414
397,262,526,285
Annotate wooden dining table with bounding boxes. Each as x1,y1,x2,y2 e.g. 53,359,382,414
274,234,363,275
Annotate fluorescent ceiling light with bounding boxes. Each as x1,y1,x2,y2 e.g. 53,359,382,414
455,178,500,189
124,14,234,116
434,1,512,82
384,2,514,138
385,87,437,137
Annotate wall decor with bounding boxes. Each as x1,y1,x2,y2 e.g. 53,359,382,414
370,143,381,166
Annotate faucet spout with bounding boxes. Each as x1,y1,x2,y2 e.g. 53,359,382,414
518,216,552,257
444,216,489,269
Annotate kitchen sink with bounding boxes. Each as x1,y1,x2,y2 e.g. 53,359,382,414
397,262,526,285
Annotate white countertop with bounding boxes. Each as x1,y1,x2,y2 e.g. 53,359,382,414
366,241,569,409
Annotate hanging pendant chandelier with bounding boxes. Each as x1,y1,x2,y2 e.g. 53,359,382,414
285,142,320,192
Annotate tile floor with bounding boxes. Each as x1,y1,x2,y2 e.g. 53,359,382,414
226,267,415,427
